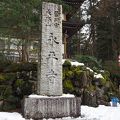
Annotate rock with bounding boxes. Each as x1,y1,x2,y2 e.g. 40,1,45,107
82,90,98,107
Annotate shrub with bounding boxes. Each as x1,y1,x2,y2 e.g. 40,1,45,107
75,55,102,69
63,60,71,70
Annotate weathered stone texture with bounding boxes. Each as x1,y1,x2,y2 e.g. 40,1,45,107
23,97,81,119
37,2,63,96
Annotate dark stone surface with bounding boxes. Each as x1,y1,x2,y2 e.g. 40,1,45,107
82,90,98,107
23,97,81,119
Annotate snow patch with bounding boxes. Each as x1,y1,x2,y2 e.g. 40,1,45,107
81,105,120,120
62,59,84,66
86,67,94,72
29,94,75,98
62,59,66,64
94,73,104,79
100,70,105,73
71,61,84,66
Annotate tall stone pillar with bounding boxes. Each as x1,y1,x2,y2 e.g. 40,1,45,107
37,2,62,96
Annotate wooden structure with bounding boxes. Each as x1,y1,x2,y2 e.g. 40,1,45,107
62,0,85,58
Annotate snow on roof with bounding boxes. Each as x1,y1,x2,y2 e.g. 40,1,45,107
29,94,75,98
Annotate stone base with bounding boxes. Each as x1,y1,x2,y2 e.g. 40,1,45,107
23,96,81,119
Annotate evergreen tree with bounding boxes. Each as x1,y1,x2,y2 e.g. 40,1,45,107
80,0,120,62
95,0,120,61
0,0,69,62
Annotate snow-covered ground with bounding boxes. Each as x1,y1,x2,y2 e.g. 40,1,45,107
1,105,120,120
0,112,25,120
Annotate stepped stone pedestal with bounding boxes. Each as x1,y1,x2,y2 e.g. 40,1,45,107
23,2,81,119
23,96,81,119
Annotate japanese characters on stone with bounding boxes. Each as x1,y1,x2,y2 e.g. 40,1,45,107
40,2,62,95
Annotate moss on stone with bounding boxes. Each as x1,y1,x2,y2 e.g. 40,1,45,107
63,80,75,92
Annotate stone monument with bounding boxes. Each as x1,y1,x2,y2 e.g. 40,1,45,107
23,2,81,119
37,2,62,96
